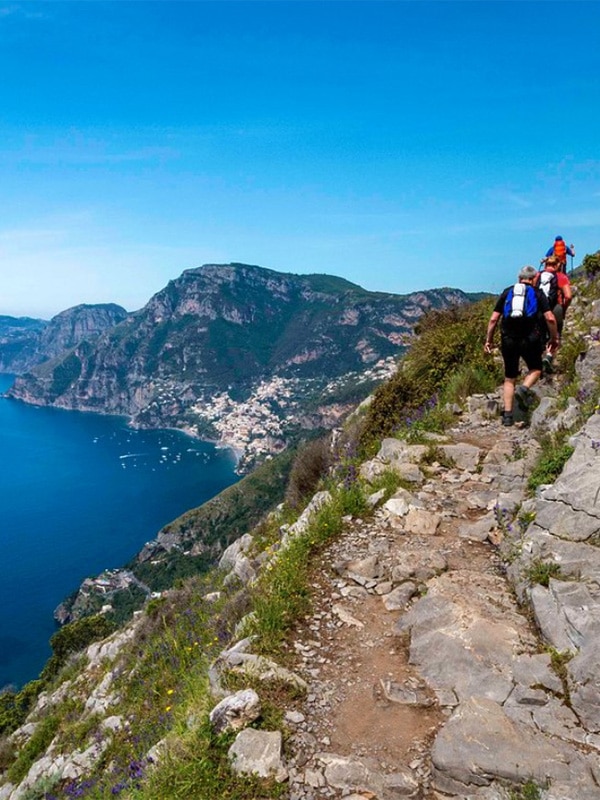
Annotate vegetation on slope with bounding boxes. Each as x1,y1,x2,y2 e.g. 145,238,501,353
359,297,501,449
2,257,600,800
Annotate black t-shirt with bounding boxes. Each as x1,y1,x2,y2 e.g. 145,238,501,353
494,283,550,342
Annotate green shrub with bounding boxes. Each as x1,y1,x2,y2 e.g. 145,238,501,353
441,363,499,405
509,780,544,800
285,435,332,509
528,436,574,493
526,558,562,587
358,369,425,449
582,250,600,280
40,615,116,681
0,680,45,736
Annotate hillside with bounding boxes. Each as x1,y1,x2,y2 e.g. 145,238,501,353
0,305,129,375
2,254,600,799
8,263,472,468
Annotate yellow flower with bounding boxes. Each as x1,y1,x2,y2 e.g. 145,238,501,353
166,689,174,695
165,705,172,712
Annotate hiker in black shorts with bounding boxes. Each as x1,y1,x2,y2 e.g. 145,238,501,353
484,265,559,426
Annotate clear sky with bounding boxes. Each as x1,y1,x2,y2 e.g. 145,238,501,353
1,1,599,318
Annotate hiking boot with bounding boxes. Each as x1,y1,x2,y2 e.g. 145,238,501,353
542,354,554,375
515,385,534,412
502,412,514,427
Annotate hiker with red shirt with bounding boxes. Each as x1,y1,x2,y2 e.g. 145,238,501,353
535,256,573,373
544,236,575,273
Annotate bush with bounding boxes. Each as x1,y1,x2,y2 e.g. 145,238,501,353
285,435,332,509
40,615,116,681
0,680,44,736
582,250,600,280
442,363,499,405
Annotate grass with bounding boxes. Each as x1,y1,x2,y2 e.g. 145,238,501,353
365,468,404,499
128,718,286,800
508,779,544,800
525,559,562,587
250,480,367,655
527,436,575,493
548,647,574,706
7,715,60,784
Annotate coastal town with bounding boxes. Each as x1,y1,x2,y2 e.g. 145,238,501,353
187,356,398,469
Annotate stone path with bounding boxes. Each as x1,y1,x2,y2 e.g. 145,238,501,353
283,379,600,800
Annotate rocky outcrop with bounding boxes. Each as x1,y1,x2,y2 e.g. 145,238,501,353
0,315,47,374
0,304,128,376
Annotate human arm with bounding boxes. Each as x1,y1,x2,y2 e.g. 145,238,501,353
558,274,573,311
484,311,501,354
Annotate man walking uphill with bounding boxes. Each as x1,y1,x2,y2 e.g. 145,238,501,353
484,265,558,427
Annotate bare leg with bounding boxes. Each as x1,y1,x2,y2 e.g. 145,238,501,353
523,369,542,390
503,377,516,413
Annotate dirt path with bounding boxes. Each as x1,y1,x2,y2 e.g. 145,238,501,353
284,415,539,799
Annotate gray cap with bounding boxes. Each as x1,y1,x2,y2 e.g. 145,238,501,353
518,265,538,281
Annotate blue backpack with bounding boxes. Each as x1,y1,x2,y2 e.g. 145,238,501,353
503,283,538,320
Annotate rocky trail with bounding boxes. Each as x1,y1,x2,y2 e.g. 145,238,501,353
276,361,600,800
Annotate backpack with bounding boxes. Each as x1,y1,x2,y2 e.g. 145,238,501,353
553,239,567,262
537,269,558,308
503,283,539,320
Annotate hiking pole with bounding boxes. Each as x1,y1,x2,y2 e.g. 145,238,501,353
570,243,575,276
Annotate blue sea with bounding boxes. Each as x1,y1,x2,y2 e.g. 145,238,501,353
0,374,238,690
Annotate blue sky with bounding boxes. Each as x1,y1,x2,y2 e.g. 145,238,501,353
1,1,599,318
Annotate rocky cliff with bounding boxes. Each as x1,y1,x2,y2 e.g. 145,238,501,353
0,315,47,373
8,264,471,463
0,304,128,375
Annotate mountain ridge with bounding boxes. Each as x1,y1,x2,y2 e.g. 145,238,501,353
0,303,128,375
7,263,474,468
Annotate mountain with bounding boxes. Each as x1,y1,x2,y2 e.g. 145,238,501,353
8,264,472,466
0,304,129,374
0,315,47,373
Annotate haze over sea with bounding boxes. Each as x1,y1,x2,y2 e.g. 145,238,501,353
0,374,238,690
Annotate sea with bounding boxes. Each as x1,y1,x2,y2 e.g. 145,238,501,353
0,374,238,690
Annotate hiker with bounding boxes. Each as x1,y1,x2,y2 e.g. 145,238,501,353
535,256,573,373
544,236,575,273
484,265,559,426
